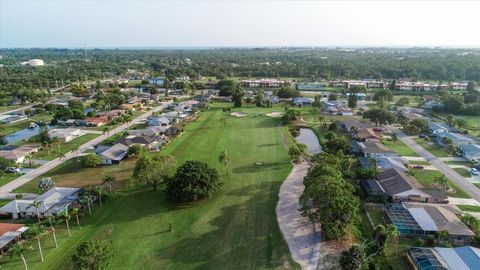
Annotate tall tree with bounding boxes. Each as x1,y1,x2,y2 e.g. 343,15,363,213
133,154,176,191
72,240,113,270
30,224,45,262
9,243,30,270
61,211,72,237
218,150,231,176
46,216,59,248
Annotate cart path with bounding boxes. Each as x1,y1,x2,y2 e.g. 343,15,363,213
276,159,321,270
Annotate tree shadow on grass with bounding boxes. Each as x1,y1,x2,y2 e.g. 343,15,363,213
232,161,290,174
154,184,299,270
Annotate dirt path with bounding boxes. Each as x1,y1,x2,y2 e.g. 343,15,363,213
276,159,321,270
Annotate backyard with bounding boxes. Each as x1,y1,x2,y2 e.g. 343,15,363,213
382,139,419,157
413,138,451,158
3,104,299,269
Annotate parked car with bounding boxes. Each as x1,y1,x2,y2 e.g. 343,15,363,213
470,168,479,176
5,167,20,173
413,165,424,169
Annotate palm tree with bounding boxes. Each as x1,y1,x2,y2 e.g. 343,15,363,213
82,193,92,215
30,224,45,262
60,211,71,237
9,242,30,270
218,150,231,176
437,230,450,244
71,207,81,228
72,145,80,162
25,152,34,166
102,175,115,193
94,186,104,206
385,224,400,255
30,201,42,223
46,216,58,248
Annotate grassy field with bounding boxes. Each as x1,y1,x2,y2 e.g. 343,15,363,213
35,134,100,160
413,138,450,157
454,168,471,178
5,104,299,270
412,170,471,198
0,173,21,187
382,139,419,157
457,205,480,212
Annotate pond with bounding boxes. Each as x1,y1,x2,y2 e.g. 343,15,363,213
1,125,52,145
295,128,322,154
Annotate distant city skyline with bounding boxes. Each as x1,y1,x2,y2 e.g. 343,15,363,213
1,0,480,48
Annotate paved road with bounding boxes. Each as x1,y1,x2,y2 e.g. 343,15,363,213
0,102,171,199
387,125,480,202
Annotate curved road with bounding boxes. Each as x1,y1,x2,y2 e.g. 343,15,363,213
387,125,480,202
0,102,171,199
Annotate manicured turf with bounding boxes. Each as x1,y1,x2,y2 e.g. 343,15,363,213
35,134,100,160
412,170,471,198
6,104,299,269
454,168,471,178
413,138,450,157
382,139,419,157
457,205,480,212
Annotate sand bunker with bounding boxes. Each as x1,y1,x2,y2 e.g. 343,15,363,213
230,112,248,117
266,112,285,118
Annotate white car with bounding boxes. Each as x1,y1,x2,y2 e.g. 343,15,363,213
470,168,479,176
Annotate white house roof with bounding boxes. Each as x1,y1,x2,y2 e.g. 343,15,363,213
99,143,128,161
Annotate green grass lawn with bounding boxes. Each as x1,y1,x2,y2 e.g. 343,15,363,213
382,139,419,157
413,138,450,157
412,170,471,198
446,160,472,166
6,104,299,269
0,173,21,187
454,168,471,178
35,134,99,160
457,205,480,212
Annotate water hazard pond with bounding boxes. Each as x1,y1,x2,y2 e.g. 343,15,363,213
295,128,322,154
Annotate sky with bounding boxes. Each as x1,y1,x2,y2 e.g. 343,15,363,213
1,0,480,48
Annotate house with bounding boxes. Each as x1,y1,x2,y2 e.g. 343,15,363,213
116,135,162,151
407,246,480,270
296,82,326,90
458,144,480,162
322,100,347,114
269,95,280,104
341,120,374,132
0,145,40,164
0,187,81,219
373,168,447,203
385,202,475,243
422,100,443,110
346,92,366,100
240,79,286,88
376,157,409,173
147,77,164,85
98,143,128,164
120,103,141,111
85,115,109,127
147,116,170,126
351,141,398,159
48,128,84,142
436,132,475,147
162,111,180,122
355,128,383,142
0,223,29,254
293,97,313,106
97,109,125,119
429,122,450,136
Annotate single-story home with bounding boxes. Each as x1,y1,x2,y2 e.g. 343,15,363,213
407,246,480,270
98,143,128,164
292,97,314,106
0,187,81,219
341,119,374,132
0,223,29,254
85,115,109,127
385,203,474,244
373,168,447,203
355,128,383,142
457,144,480,162
0,145,40,163
428,122,451,136
436,132,475,147
48,128,84,143
351,141,398,159
116,135,162,151
147,116,170,126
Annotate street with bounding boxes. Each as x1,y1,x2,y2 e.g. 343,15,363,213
0,102,171,198
387,125,480,203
